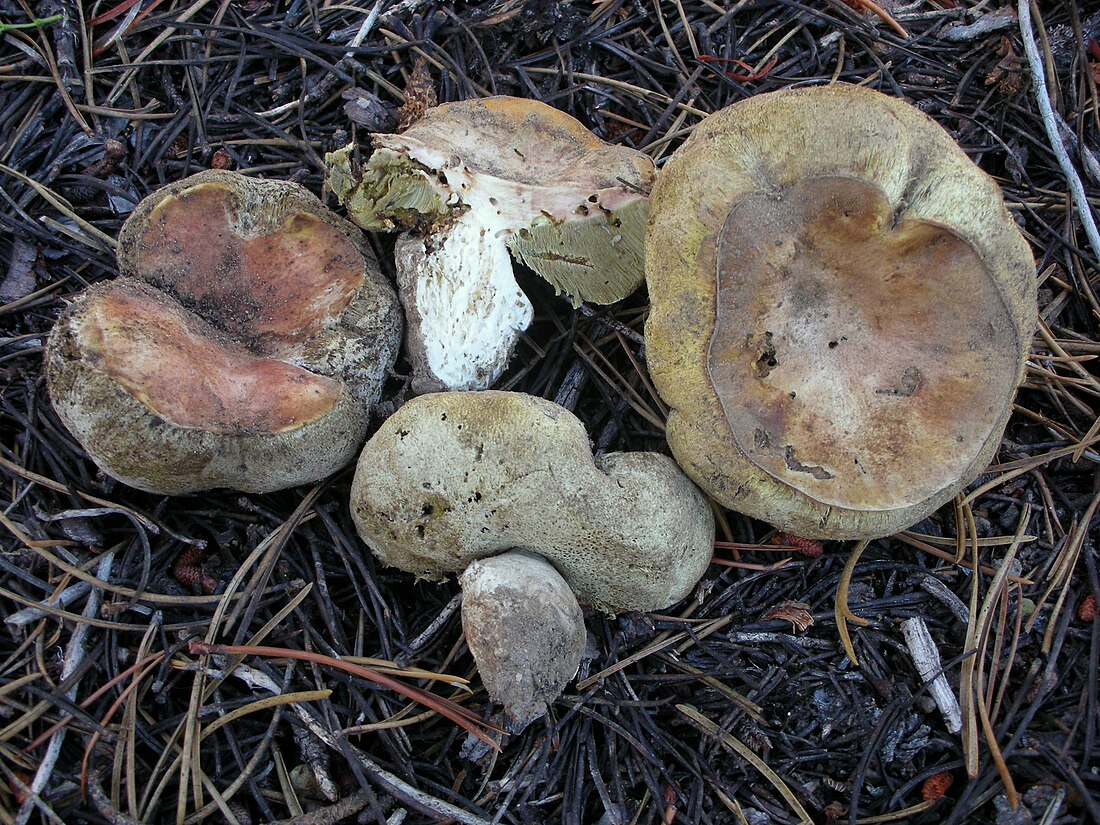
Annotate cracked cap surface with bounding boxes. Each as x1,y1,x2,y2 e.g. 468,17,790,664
46,170,402,494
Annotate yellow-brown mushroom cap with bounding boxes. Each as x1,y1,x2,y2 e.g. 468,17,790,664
350,391,714,613
645,85,1036,539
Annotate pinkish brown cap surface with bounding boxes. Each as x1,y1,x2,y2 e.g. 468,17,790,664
47,170,401,494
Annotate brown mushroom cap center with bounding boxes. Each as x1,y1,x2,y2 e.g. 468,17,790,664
134,182,364,348
80,288,342,434
708,176,1019,511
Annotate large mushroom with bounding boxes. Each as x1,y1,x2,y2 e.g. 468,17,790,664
349,390,714,727
46,170,402,494
327,96,655,392
645,85,1036,540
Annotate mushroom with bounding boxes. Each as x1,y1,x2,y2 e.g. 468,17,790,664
326,96,656,392
349,390,713,727
460,552,586,729
46,170,402,494
645,85,1036,540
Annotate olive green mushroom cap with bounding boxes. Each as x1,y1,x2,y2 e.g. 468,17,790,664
327,97,656,391
645,85,1036,540
350,390,714,613
46,170,402,494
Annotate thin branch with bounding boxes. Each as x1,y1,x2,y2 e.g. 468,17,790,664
1018,0,1100,263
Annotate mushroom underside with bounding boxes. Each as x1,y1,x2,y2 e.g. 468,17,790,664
326,97,656,391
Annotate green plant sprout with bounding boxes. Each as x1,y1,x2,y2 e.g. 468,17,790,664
0,13,62,34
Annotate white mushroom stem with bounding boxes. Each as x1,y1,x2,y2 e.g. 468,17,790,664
902,617,962,734
395,210,531,391
460,550,586,731
327,98,656,391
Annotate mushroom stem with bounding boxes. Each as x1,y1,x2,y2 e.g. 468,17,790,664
395,212,532,392
460,550,586,731
327,97,655,391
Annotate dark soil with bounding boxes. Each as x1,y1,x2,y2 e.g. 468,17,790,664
1,1,1098,824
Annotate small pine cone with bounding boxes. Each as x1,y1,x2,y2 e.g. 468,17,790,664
1079,594,1097,622
210,148,234,170
921,772,953,802
770,533,824,558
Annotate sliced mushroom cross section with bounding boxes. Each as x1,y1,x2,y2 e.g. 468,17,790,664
327,96,655,391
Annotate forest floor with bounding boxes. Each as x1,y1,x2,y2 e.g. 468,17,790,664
1,1,1098,823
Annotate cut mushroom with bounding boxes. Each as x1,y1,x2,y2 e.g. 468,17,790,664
460,551,586,730
327,96,655,391
350,390,714,725
645,85,1036,539
47,170,402,494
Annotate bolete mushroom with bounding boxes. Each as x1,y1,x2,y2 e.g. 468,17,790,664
644,85,1036,540
326,96,656,392
46,170,402,495
349,390,713,727
460,552,586,729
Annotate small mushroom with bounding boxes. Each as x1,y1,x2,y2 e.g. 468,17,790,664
645,85,1036,539
327,96,655,391
46,170,402,494
460,551,586,729
349,390,713,726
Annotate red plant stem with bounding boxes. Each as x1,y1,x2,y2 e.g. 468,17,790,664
86,0,143,26
844,0,910,38
24,652,166,752
89,0,166,57
698,55,778,82
78,655,168,795
188,642,501,750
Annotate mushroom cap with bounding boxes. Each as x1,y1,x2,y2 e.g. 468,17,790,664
460,550,586,730
326,97,656,391
46,170,402,494
350,391,714,613
645,85,1036,539
328,96,655,304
